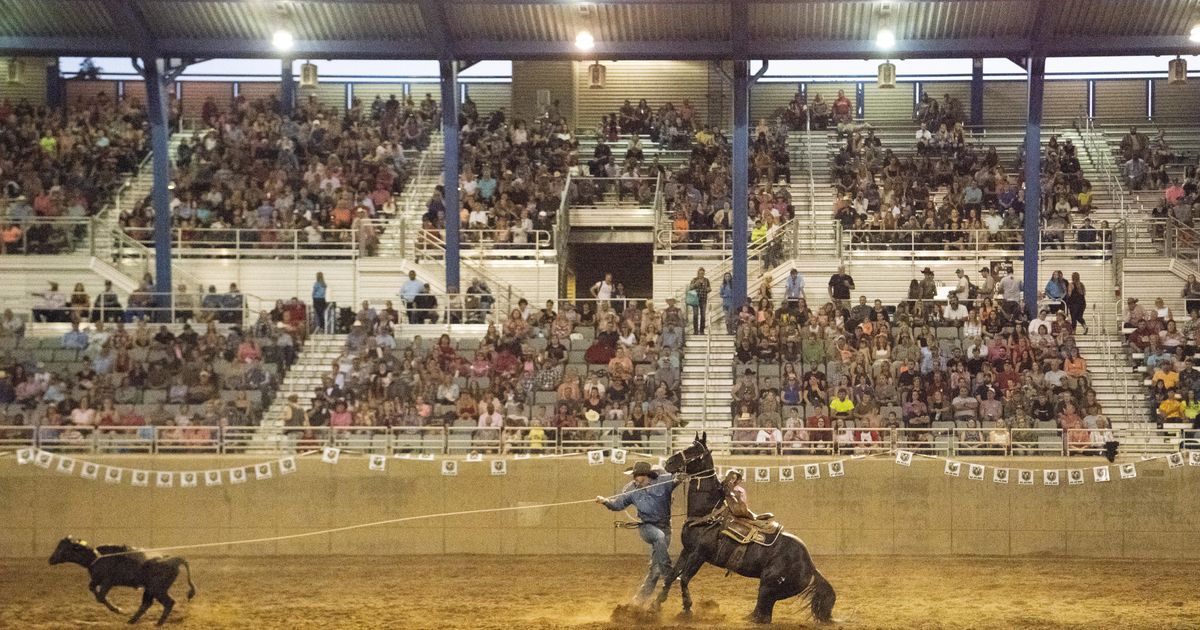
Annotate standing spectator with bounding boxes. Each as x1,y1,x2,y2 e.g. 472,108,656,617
687,268,711,335
1065,272,1087,334
997,267,1022,315
413,284,439,324
1182,274,1200,316
1043,270,1067,313
399,270,424,324
720,272,735,334
312,272,328,332
92,280,123,323
827,265,855,304
785,268,805,307
591,272,615,312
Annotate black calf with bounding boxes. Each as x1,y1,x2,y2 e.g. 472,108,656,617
49,537,196,626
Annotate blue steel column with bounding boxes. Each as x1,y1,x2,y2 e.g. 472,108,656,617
440,60,461,293
280,58,296,117
143,58,173,305
731,60,750,308
1023,56,1046,319
970,58,984,131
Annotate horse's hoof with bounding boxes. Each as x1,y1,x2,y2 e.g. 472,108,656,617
675,609,693,621
747,613,771,625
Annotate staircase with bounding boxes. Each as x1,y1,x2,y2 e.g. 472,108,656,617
378,132,444,258
788,130,838,257
678,333,734,450
261,334,346,425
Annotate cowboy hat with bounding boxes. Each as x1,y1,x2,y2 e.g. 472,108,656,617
920,267,934,275
623,461,663,478
584,409,601,423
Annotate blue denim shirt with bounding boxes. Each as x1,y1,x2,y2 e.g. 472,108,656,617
602,473,677,527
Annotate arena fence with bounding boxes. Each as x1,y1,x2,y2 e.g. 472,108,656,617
0,425,1193,457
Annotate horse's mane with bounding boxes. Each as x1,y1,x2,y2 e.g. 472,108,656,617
96,544,134,554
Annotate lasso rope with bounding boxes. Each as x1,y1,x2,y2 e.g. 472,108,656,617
101,473,684,557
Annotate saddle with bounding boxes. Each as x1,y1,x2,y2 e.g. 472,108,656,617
719,512,783,546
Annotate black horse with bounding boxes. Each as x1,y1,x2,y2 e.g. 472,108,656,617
658,433,836,624
49,537,196,626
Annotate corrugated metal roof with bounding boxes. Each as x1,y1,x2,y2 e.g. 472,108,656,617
446,3,727,41
0,1,1198,58
139,1,427,41
0,0,114,37
750,1,1036,41
1048,0,1200,37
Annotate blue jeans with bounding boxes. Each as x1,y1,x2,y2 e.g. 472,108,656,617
637,524,672,600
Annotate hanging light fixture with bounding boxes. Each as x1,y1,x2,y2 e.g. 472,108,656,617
877,60,897,88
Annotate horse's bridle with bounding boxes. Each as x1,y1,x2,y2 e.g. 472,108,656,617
672,444,718,489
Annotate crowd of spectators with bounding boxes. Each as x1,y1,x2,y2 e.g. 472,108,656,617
0,308,304,442
1125,284,1200,429
833,118,1109,251
285,294,688,452
1,93,149,254
726,264,1112,455
121,93,437,254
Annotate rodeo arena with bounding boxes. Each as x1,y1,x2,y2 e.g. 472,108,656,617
9,1,1200,628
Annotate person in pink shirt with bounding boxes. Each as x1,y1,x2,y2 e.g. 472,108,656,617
330,400,354,428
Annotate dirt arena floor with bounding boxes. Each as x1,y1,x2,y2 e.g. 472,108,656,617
2,555,1199,629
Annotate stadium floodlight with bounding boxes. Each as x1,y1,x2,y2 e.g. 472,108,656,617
273,30,295,51
1191,25,1200,43
876,29,896,50
575,30,595,51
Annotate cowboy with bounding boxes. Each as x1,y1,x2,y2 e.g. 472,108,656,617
596,461,681,603
721,469,773,521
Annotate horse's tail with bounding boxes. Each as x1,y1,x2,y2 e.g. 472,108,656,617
801,568,836,624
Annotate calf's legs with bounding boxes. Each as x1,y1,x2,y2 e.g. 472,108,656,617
128,591,154,624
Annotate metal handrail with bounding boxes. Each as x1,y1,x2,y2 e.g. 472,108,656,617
841,227,1112,260
6,424,1187,456
414,227,553,257
403,218,517,313
1097,298,1135,430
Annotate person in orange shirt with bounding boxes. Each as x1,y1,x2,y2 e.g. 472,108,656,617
1063,349,1089,393
1157,392,1185,426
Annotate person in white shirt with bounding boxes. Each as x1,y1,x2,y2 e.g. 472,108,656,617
997,270,1022,310
954,268,971,302
942,296,969,323
1027,308,1051,335
591,272,615,310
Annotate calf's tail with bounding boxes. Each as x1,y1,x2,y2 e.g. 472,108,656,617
180,559,196,600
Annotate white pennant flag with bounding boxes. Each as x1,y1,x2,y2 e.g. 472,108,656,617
968,464,985,481
79,462,99,481
204,470,223,486
587,450,605,466
1043,470,1060,486
992,468,1010,484
804,463,820,480
490,460,507,476
753,467,771,483
56,457,77,475
895,450,913,466
610,449,627,465
156,472,174,488
1093,466,1111,483
1017,469,1034,485
944,460,961,477
368,455,387,472
1189,451,1200,467
104,467,124,484
441,460,458,476
1119,463,1137,479
130,470,150,487
15,448,34,465
321,447,341,465
229,468,248,484
278,456,297,475
255,463,273,480
394,453,412,460
512,453,531,460
417,453,436,461
1068,469,1085,485
778,466,795,482
1168,452,1185,469
828,461,845,478
34,450,54,469
179,472,198,488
